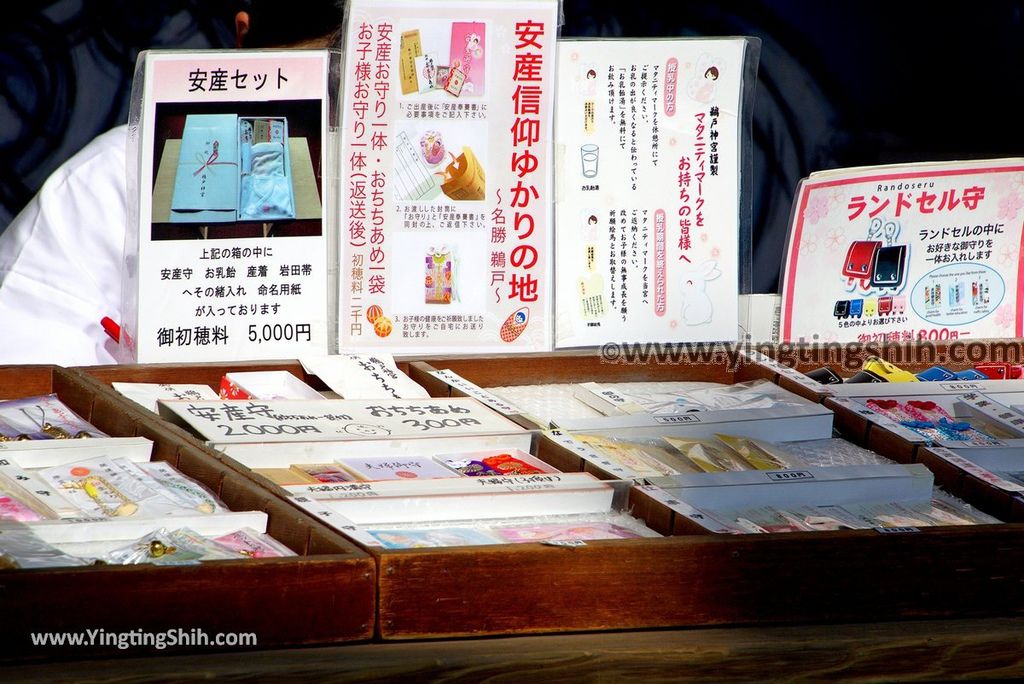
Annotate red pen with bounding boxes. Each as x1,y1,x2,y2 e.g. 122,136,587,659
101,317,121,343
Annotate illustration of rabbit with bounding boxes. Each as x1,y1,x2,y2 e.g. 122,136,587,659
680,260,721,325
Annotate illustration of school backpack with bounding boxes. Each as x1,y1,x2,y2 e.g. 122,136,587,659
842,218,908,290
870,245,907,288
842,241,880,286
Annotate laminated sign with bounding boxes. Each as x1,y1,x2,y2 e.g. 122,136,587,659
125,50,335,362
553,38,758,347
339,0,559,353
781,159,1024,343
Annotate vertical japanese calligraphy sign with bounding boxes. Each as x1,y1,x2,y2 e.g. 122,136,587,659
780,159,1024,343
339,0,558,353
126,49,334,362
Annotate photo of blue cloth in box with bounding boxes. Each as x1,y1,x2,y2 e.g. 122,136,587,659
170,113,296,223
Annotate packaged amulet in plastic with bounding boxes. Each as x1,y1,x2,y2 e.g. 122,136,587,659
40,457,184,519
104,528,241,566
0,468,63,521
0,527,91,569
714,434,796,470
212,528,296,559
0,394,107,440
137,461,226,514
662,437,754,473
425,247,455,304
0,489,49,522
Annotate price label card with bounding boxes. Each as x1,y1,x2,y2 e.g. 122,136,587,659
634,484,736,533
740,349,828,394
302,354,430,400
289,495,384,546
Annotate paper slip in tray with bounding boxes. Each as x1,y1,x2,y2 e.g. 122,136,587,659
649,464,933,511
222,433,535,470
554,403,834,443
14,510,268,546
0,437,153,468
285,472,619,525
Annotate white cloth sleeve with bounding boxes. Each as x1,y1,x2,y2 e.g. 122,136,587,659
0,125,127,365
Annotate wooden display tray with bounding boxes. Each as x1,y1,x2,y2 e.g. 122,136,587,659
411,352,828,480
0,365,375,661
823,396,1024,522
750,339,1024,403
747,341,1024,520
408,350,782,429
75,357,1024,641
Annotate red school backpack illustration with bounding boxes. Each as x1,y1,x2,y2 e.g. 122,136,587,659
842,218,907,290
842,241,880,286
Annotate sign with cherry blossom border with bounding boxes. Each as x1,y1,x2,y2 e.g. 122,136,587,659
780,159,1024,344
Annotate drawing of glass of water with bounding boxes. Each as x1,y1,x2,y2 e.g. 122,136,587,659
580,144,599,178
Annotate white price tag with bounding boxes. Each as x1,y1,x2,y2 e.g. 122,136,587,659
653,414,701,425
541,540,587,548
939,383,983,392
765,470,814,482
742,350,827,394
161,396,523,443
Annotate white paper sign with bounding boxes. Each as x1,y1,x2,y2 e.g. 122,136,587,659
956,392,1024,435
927,446,1024,492
289,495,386,547
740,349,831,395
633,483,735,533
287,471,602,499
126,50,333,362
554,39,750,346
301,354,430,399
158,397,525,443
112,382,220,413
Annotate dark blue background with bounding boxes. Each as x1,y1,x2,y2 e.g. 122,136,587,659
2,0,1022,291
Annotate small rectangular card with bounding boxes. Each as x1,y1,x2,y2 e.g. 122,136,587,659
338,455,460,481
